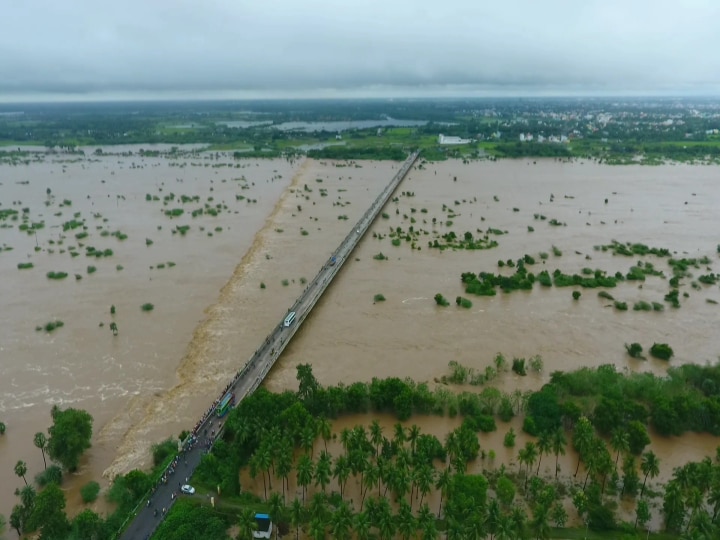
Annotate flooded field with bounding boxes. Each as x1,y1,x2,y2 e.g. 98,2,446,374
0,147,300,516
1,154,720,527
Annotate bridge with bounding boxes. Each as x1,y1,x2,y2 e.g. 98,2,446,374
118,150,420,539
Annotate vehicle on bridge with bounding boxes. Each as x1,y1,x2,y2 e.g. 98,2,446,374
253,513,273,539
283,311,296,327
216,391,235,418
329,256,337,266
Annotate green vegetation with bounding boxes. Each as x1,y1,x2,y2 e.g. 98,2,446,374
434,293,450,306
47,406,93,471
373,293,386,302
141,303,154,312
455,296,473,308
373,252,388,260
625,343,644,359
37,320,64,333
17,262,34,270
649,343,674,361
80,481,100,503
572,291,581,300
46,271,68,280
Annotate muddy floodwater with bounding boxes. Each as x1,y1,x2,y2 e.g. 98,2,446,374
1,154,720,525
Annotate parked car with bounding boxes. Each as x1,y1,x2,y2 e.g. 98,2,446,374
180,484,195,495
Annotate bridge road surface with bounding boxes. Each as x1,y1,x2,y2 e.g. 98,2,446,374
118,150,419,539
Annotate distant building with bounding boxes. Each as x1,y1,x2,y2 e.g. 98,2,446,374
438,134,471,145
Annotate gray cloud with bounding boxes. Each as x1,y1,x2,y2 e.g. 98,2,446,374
2,0,720,100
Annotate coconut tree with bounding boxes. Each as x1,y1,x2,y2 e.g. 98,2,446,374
268,492,284,540
572,416,594,477
290,497,304,540
277,438,293,502
552,427,567,478
354,510,372,540
296,453,314,503
396,499,416,540
530,503,551,540
257,444,273,494
333,454,351,499
435,468,451,518
330,501,353,539
417,503,437,540
308,517,325,540
314,450,332,494
640,450,660,497
393,423,407,447
14,460,28,486
300,426,315,458
237,508,257,540
485,498,501,538
610,429,630,470
536,431,552,476
34,432,48,470
360,462,379,510
316,417,332,452
375,497,395,540
415,464,435,508
369,420,384,458
519,442,538,490
408,424,421,454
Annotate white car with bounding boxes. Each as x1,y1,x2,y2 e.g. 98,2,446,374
180,484,195,495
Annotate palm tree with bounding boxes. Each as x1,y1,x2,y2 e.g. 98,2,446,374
308,517,325,540
572,416,594,477
14,460,28,486
375,497,395,540
408,424,421,454
257,445,273,495
530,503,551,540
300,426,316,458
277,438,293,502
330,502,353,539
610,429,630,470
393,423,407,446
340,428,352,455
290,497,304,540
415,464,435,507
435,468,451,518
317,417,332,452
268,492,284,540
640,450,660,497
520,441,538,490
396,499,416,540
34,432,48,470
354,510,372,540
370,420,384,458
361,462,379,509
485,497,501,538
296,453,314,503
417,503,437,540
509,505,527,538
314,450,332,493
552,427,567,478
332,454,351,499
536,431,552,476
237,508,258,540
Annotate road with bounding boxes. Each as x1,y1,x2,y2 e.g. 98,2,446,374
118,150,419,539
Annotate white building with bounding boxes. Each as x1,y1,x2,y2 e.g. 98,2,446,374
438,134,471,145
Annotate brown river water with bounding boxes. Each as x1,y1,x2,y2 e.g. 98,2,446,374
1,153,719,528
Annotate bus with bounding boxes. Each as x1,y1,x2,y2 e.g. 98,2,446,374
216,391,235,418
283,311,296,327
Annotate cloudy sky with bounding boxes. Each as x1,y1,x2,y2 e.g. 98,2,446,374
2,0,719,101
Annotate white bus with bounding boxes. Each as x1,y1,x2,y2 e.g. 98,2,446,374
283,311,296,327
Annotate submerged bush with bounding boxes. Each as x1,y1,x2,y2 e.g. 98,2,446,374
141,303,154,312
455,296,473,308
650,343,674,360
434,293,450,307
373,293,386,302
625,343,644,358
